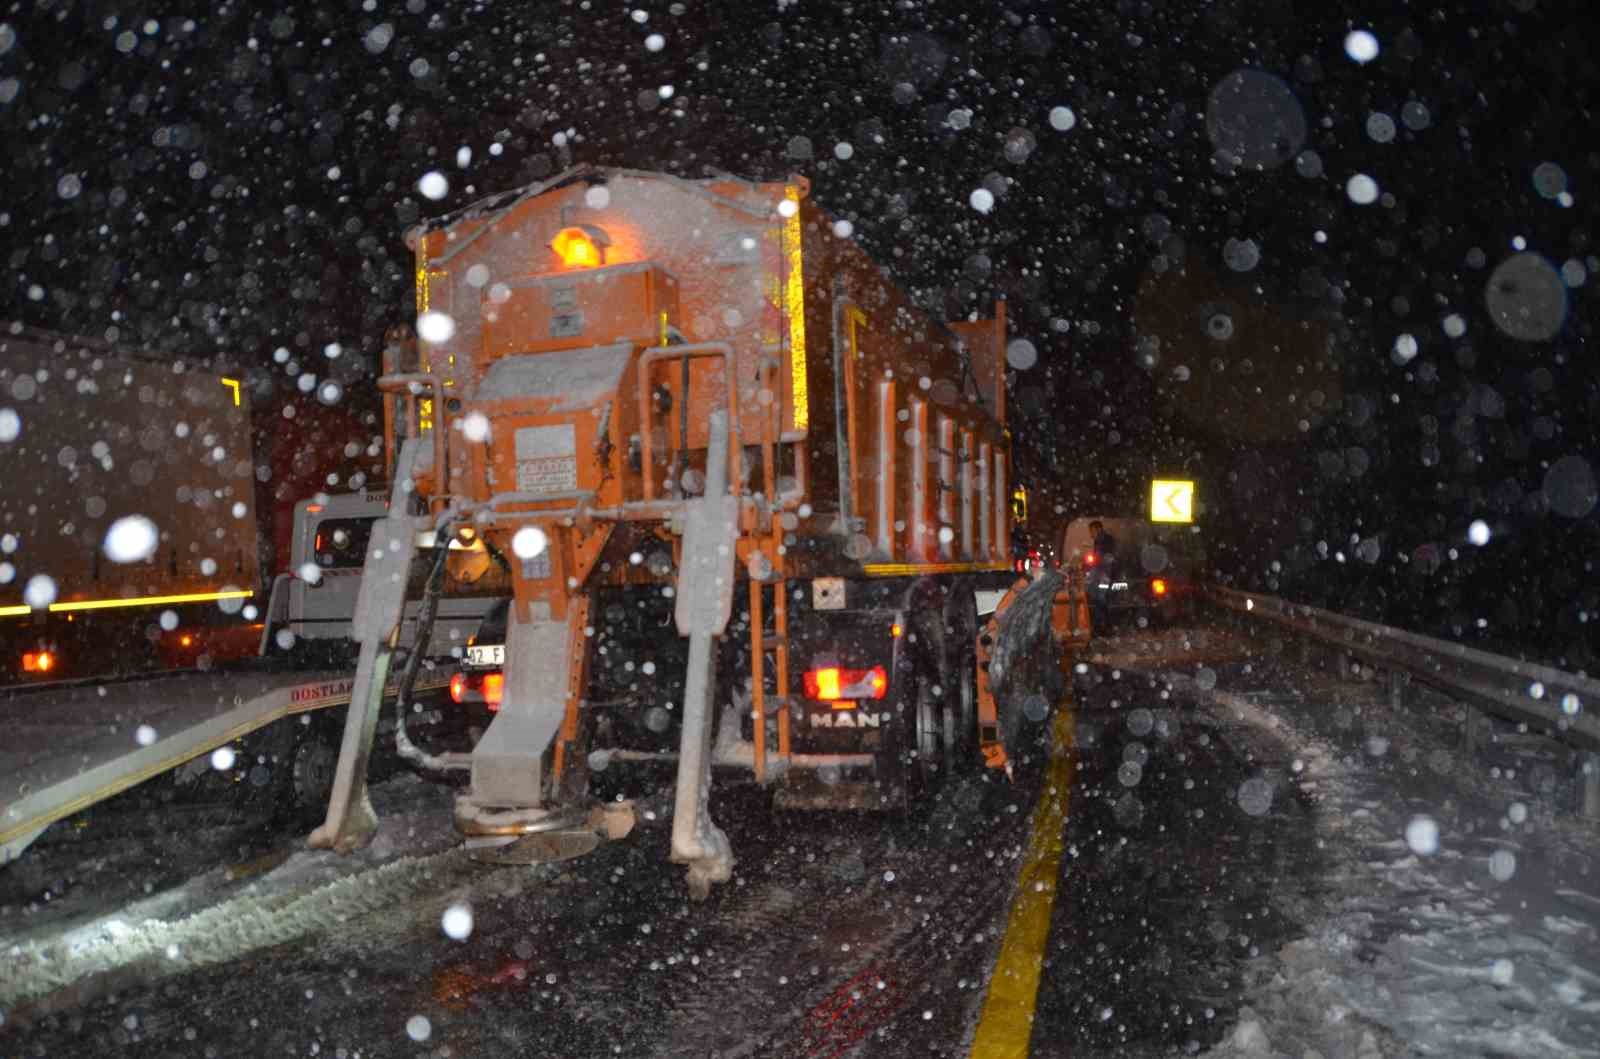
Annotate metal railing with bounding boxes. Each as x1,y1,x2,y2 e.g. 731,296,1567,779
1207,585,1600,752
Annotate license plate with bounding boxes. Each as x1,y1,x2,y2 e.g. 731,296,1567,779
1109,581,1130,592
466,644,504,667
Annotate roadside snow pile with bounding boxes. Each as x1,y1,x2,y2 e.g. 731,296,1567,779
0,773,466,1015
0,845,471,1012
1190,665,1600,1059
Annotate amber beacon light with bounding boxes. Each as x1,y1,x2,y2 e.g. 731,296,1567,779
550,224,610,268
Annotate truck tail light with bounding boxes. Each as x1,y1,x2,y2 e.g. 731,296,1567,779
1151,578,1169,597
803,665,888,703
449,672,467,703
1084,552,1098,568
23,650,56,673
482,673,504,711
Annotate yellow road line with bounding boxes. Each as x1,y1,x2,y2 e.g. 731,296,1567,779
970,705,1076,1058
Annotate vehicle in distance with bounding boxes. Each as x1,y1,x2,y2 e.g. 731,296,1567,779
1060,516,1205,631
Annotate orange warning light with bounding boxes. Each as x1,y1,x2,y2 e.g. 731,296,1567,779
550,225,609,269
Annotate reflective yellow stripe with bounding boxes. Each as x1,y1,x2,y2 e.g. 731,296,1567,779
2,589,255,619
970,706,1076,1059
784,184,809,432
859,561,1011,578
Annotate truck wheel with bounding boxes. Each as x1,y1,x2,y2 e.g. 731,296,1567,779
911,662,948,793
289,725,340,818
942,590,981,774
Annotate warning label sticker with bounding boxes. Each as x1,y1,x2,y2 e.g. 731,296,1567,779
515,424,578,495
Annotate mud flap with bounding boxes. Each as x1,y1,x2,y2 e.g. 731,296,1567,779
671,409,738,900
307,440,428,853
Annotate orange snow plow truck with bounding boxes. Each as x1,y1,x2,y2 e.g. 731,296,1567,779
311,166,1038,896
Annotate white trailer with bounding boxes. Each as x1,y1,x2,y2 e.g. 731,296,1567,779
0,324,261,682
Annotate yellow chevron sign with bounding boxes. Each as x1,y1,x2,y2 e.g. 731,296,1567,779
1150,479,1195,523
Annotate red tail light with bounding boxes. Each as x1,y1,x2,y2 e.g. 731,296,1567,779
483,673,504,711
1084,552,1098,567
1151,578,1169,597
803,665,888,703
23,650,56,673
449,672,467,703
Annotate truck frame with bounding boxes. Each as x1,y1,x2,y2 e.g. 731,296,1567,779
312,167,1024,895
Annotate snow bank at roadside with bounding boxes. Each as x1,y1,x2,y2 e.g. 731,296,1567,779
1187,665,1600,1058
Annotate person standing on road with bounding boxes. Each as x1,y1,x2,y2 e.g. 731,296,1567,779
1087,519,1119,635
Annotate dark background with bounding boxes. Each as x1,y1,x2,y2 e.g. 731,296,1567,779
2,0,1595,665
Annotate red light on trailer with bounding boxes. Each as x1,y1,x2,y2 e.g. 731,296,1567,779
23,650,55,673
1151,578,1169,597
803,665,888,702
1084,552,1098,568
449,672,467,704
306,504,323,513
483,673,504,711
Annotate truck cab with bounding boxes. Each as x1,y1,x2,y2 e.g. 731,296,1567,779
267,490,506,660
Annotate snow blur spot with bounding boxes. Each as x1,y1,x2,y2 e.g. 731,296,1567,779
834,141,854,161
317,381,343,406
0,407,18,442
587,749,612,773
1294,150,1323,179
461,411,491,442
1365,112,1396,143
1003,127,1036,164
211,746,236,771
298,562,323,585
1344,29,1380,64
1392,333,1419,365
644,32,664,52
57,173,82,200
512,526,548,559
1005,338,1038,370
969,188,995,214
406,1014,432,1042
1490,958,1515,986
24,574,57,609
1405,815,1440,856
417,171,448,200
1560,693,1581,717
465,263,491,287
417,311,456,344
1487,849,1517,882
362,23,394,54
1237,776,1273,816
1346,173,1380,205
1048,105,1076,131
1508,801,1528,825
832,219,854,239
1117,761,1143,788
1468,519,1491,546
1442,313,1467,338
1527,681,1545,700
1485,252,1567,341
1205,69,1306,171
275,628,297,651
1401,100,1432,130
777,198,798,219
1531,162,1568,199
1022,693,1050,723
441,902,473,940
1223,237,1260,272
136,724,157,747
1541,454,1596,518
104,515,159,563
159,609,179,631
1194,667,1217,691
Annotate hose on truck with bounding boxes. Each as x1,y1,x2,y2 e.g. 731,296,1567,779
392,516,472,772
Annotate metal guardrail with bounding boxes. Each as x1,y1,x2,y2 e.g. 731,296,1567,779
1208,585,1600,753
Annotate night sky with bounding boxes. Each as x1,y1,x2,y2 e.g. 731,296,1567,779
2,0,1596,663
